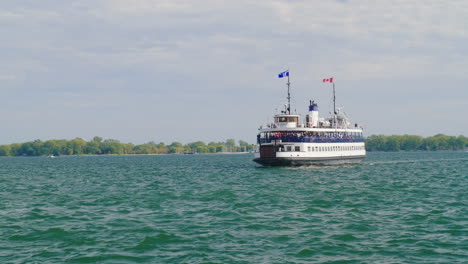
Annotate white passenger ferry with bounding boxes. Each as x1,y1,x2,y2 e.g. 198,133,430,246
253,72,366,166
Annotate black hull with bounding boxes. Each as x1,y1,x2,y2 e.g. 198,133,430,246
253,155,365,167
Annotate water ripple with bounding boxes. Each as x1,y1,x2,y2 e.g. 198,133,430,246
0,152,467,263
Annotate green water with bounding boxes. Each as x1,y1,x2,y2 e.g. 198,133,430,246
1,152,467,263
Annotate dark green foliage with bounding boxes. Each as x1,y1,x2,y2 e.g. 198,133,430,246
0,145,11,156
366,134,468,152
0,137,256,156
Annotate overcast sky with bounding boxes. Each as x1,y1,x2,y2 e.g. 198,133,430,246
1,0,467,144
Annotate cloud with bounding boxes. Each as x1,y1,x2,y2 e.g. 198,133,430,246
81,0,468,79
0,74,17,81
1,0,468,142
99,0,193,15
0,11,23,20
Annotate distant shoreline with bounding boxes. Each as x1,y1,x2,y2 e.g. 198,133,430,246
0,137,255,157
0,152,253,158
1,134,467,156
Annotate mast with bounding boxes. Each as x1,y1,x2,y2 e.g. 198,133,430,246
287,71,291,114
333,82,337,128
333,82,336,115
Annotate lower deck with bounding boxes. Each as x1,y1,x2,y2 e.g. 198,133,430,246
253,142,366,166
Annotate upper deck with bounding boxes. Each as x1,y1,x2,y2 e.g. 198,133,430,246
259,126,364,133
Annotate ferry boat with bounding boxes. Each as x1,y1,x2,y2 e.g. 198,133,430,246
253,72,366,166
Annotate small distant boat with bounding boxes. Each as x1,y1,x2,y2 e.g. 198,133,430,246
253,72,366,166
47,154,55,158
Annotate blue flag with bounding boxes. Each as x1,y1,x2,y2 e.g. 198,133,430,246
278,71,289,78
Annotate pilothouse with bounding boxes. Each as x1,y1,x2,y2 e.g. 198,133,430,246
253,71,366,166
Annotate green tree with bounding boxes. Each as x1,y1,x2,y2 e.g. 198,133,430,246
207,142,219,153
43,140,61,156
101,139,124,154
18,141,44,156
168,142,184,154
134,144,153,154
385,136,401,151
85,138,102,154
400,135,423,151
155,142,168,154
238,140,249,152
0,145,11,156
186,141,208,153
366,135,387,151
70,138,87,155
225,139,236,152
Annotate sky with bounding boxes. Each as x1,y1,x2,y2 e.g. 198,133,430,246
1,0,468,144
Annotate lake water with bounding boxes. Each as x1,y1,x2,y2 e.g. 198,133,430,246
0,152,467,263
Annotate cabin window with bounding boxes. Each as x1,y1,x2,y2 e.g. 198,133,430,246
308,146,311,152
295,146,300,151
286,146,292,152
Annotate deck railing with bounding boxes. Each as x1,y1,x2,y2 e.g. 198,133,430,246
259,137,365,144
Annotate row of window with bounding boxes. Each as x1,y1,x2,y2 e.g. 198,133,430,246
281,145,365,152
260,131,364,138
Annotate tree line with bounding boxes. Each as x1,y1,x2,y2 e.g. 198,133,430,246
366,134,468,151
0,137,255,156
1,134,467,156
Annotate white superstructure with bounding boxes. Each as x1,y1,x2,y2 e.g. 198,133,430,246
253,74,366,166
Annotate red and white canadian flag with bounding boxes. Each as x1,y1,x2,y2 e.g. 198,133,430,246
322,77,333,83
